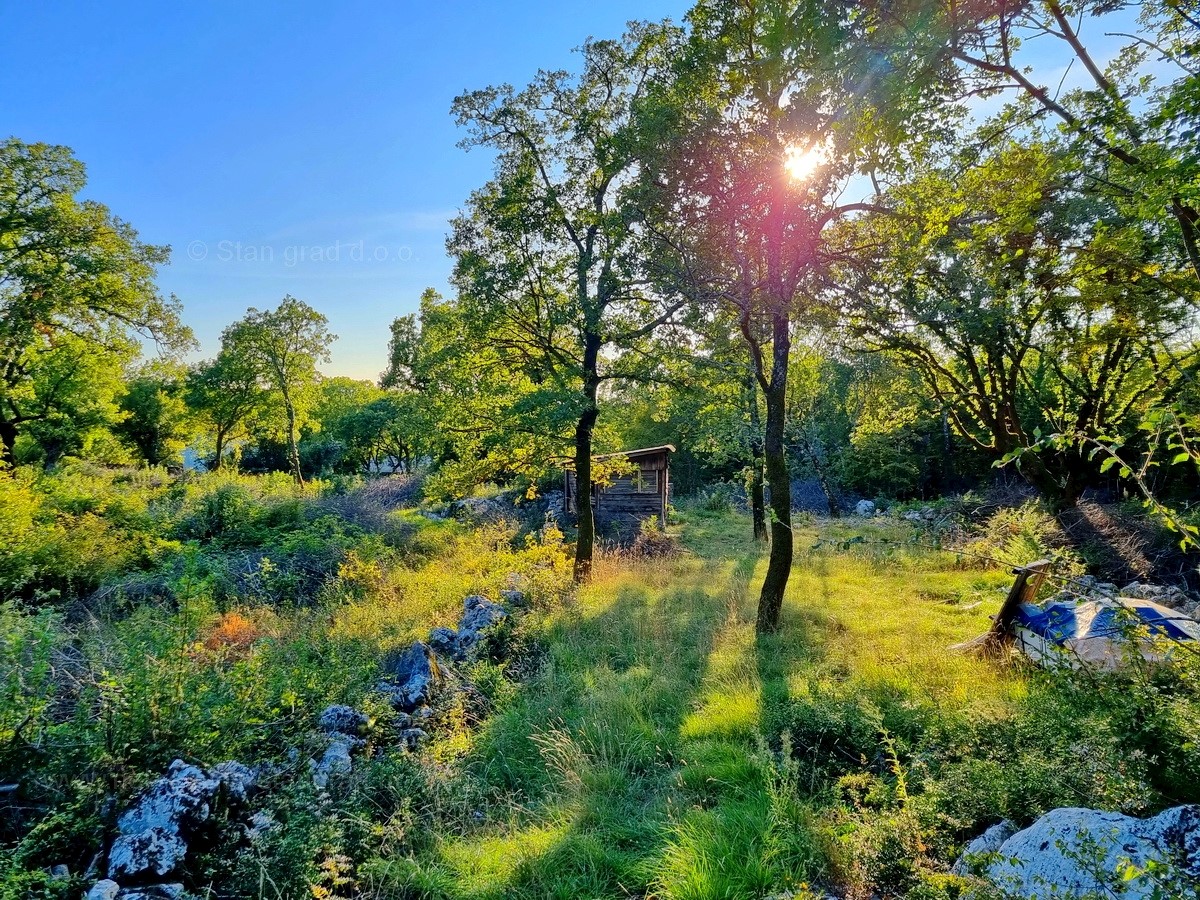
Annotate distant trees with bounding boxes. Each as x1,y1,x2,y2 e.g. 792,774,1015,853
117,361,193,467
222,297,335,484
186,347,268,471
0,139,192,466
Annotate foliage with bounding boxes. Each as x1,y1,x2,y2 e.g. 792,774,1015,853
223,295,336,483
449,22,686,580
0,138,193,466
115,359,194,467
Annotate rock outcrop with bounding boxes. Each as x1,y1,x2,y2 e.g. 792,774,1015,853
950,820,1016,876
380,640,445,710
109,760,255,881
958,805,1200,899
423,595,510,663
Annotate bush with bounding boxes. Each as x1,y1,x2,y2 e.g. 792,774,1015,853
964,501,1082,572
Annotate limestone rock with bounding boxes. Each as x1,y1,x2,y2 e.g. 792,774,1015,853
500,588,528,609
951,819,1017,875
456,595,508,657
854,499,875,517
382,641,444,711
428,626,459,657
312,733,364,789
107,759,254,881
978,805,1200,899
118,886,187,900
399,727,429,751
86,880,121,900
317,705,369,737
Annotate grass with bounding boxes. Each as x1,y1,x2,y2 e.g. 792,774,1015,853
6,476,1194,899
378,509,1025,899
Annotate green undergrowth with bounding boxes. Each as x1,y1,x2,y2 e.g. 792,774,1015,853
2,472,1197,899
372,510,1199,900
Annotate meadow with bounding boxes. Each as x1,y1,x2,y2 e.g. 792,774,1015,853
7,468,1195,898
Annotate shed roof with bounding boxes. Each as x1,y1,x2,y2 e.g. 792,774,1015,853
592,444,675,462
564,445,676,470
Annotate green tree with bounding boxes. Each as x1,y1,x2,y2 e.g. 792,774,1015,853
638,0,897,631
116,360,193,467
855,0,1200,285
842,133,1197,508
16,331,132,467
223,296,335,484
450,23,686,581
0,139,191,465
185,345,269,472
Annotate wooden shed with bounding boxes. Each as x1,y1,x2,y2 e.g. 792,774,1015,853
564,445,674,530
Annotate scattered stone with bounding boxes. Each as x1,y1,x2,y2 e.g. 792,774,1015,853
456,595,508,658
86,880,120,900
382,641,445,711
1065,575,1118,597
413,705,434,721
854,499,876,517
449,496,507,522
317,705,369,737
428,626,459,657
107,759,256,882
500,588,528,608
208,761,257,803
109,762,211,879
951,819,1017,875
49,864,69,879
312,733,364,789
119,886,187,900
902,510,923,522
920,505,936,520
399,728,428,751
974,805,1199,899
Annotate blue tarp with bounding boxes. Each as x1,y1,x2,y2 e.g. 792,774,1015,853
1013,596,1200,669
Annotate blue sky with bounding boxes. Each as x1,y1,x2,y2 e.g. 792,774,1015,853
1,3,1154,380
1,1,689,379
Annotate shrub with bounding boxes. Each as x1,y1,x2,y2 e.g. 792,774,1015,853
964,501,1082,572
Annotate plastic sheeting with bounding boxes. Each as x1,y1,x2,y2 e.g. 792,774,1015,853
1014,596,1200,670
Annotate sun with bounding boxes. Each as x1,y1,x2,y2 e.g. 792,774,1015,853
783,143,825,182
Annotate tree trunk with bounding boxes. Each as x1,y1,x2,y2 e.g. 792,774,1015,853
0,419,16,469
573,333,602,583
757,312,793,635
283,391,303,485
213,429,226,472
745,371,768,542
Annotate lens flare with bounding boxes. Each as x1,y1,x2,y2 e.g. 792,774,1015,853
783,143,824,182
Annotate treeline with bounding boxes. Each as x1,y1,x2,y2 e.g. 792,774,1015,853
3,3,1199,629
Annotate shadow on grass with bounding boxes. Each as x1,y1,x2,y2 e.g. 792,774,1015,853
403,548,763,899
